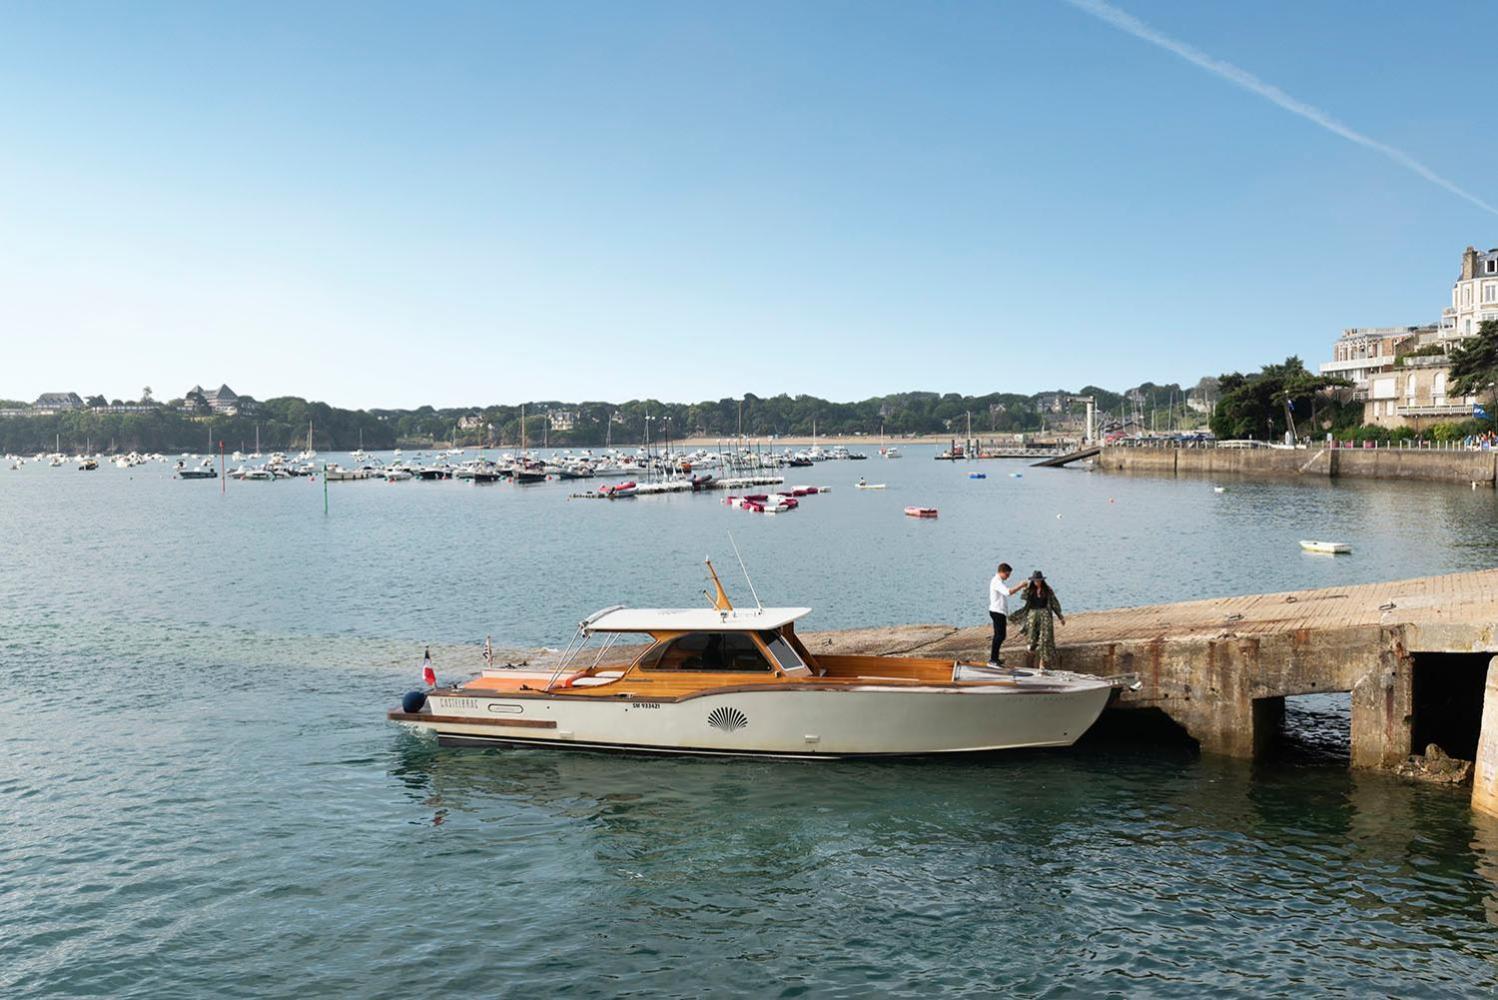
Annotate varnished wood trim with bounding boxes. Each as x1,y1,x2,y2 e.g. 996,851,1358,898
414,678,1054,710
387,711,556,729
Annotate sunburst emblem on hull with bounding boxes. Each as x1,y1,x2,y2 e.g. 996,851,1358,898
707,706,748,732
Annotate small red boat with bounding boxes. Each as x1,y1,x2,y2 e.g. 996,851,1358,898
599,481,638,499
904,506,938,518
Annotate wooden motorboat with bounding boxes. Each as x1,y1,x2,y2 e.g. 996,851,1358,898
1299,540,1351,555
904,506,938,518
389,562,1121,758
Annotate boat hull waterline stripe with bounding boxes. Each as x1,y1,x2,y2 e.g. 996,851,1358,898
430,732,1079,759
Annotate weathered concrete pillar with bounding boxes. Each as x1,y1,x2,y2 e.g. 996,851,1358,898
1350,638,1413,770
1159,638,1272,759
1472,656,1498,818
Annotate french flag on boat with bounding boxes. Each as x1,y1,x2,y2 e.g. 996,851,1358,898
422,647,436,688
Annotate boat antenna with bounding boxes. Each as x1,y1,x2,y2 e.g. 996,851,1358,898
704,557,734,612
727,531,763,612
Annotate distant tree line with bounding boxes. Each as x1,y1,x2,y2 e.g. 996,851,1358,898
0,382,1214,453
0,397,396,454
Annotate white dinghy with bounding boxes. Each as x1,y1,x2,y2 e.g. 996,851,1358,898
1299,540,1352,555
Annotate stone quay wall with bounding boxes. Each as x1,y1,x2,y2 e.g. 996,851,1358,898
1099,444,1498,484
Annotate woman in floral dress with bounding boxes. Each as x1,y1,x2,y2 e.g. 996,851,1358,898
1011,571,1067,671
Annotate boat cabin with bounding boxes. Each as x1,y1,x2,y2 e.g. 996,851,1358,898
454,603,982,699
597,607,815,679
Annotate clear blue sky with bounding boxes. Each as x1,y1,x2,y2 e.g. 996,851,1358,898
1,1,1493,409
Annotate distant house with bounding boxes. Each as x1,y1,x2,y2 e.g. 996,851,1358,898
181,384,249,415
33,392,84,413
457,413,485,430
548,409,577,431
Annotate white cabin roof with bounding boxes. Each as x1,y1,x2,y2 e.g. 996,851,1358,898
584,606,811,633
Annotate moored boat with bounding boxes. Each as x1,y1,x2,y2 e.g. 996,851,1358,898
388,562,1121,758
175,461,217,479
904,506,938,518
1299,540,1351,555
599,480,638,499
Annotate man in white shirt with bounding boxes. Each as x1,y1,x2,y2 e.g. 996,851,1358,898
989,563,1021,666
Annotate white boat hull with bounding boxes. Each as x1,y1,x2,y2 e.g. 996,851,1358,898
397,678,1113,758
1299,540,1351,554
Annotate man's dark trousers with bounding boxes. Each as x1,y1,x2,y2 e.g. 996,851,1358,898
989,611,1007,663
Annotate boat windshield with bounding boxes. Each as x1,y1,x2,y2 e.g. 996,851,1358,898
639,632,773,672
758,629,810,675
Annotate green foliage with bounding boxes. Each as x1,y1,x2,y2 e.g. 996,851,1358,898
0,399,397,455
1335,423,1415,443
1400,343,1448,363
1209,357,1351,439
1449,320,1498,427
1429,419,1487,441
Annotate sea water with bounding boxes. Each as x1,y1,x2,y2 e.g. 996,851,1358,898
4,448,1498,995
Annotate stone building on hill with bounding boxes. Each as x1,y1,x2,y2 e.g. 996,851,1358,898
33,392,84,412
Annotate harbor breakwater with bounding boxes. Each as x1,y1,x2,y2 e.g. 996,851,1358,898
1098,443,1498,483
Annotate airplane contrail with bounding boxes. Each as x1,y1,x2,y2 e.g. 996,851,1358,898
1064,0,1498,216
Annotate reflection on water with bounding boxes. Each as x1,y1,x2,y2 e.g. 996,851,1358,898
381,732,1498,994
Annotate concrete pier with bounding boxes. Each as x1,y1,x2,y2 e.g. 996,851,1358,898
477,569,1498,815
812,570,1498,813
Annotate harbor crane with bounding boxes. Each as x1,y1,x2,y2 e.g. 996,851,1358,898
1066,395,1097,447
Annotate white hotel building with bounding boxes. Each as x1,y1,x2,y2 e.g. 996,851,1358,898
1441,245,1498,339
1320,246,1492,429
